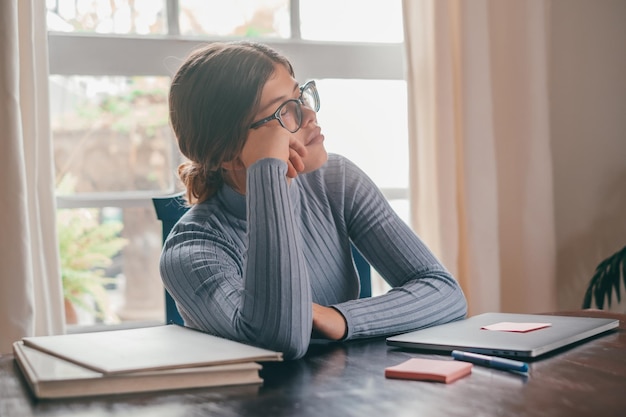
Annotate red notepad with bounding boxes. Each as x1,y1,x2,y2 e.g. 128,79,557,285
385,358,472,384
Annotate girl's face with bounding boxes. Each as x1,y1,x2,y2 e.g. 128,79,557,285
253,64,328,174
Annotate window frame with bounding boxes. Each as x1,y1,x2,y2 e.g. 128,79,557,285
49,0,407,206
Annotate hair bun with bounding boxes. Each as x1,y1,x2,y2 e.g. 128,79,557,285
177,161,220,204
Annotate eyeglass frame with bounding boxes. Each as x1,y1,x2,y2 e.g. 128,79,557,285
249,80,320,133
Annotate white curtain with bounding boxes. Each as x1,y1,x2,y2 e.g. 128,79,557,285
402,0,557,315
0,0,64,354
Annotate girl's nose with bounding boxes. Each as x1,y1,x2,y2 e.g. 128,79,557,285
300,105,317,128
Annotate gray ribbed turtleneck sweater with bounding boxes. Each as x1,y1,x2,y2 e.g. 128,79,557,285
160,154,467,359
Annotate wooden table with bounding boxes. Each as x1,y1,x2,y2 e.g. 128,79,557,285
1,310,625,417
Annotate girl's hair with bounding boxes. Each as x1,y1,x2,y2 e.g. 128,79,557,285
169,41,294,204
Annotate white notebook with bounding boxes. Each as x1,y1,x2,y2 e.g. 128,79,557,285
22,324,282,374
13,341,263,399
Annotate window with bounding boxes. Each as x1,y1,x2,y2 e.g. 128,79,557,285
47,0,406,326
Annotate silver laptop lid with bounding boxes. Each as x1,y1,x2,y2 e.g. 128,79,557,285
386,313,619,358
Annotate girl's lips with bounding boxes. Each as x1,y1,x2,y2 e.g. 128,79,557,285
307,133,324,145
306,127,324,145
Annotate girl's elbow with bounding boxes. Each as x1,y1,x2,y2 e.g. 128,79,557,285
238,317,311,360
282,341,309,360
450,284,468,320
276,330,311,360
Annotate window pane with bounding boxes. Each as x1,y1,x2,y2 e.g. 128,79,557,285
50,76,177,194
316,78,410,227
179,0,289,38
46,0,167,34
300,0,403,43
316,79,409,296
316,79,408,190
59,206,165,326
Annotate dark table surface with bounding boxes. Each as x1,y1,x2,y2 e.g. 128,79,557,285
1,310,625,417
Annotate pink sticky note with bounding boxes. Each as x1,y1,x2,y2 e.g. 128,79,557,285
385,358,472,384
481,322,552,333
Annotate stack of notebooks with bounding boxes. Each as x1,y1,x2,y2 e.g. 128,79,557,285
12,324,283,399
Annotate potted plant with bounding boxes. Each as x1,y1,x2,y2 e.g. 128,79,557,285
582,245,626,309
57,207,128,324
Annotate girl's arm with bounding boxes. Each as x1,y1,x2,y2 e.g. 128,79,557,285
330,158,467,339
161,159,313,359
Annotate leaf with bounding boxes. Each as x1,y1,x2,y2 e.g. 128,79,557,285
582,285,593,309
584,246,626,309
603,257,617,307
584,268,602,308
612,252,622,304
622,251,626,296
594,268,606,309
57,207,128,323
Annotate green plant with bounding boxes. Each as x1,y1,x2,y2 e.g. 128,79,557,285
582,245,626,309
57,207,128,323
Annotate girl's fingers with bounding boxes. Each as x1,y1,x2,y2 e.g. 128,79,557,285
286,160,298,178
289,137,308,158
288,147,305,176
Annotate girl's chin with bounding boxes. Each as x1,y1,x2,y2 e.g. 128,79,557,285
301,148,328,174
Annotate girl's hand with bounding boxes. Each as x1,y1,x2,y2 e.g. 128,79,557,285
286,140,306,178
312,303,348,340
241,125,307,178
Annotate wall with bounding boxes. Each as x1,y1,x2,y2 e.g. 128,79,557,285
549,0,626,311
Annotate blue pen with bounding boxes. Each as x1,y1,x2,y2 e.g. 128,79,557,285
451,350,529,373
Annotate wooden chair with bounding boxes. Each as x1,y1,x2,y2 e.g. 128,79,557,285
153,193,372,325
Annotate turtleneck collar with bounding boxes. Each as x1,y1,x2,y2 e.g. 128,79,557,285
217,183,247,220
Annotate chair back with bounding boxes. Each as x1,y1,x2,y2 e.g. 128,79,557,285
153,193,188,325
153,193,372,325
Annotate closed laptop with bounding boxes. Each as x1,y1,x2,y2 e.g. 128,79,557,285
386,312,619,358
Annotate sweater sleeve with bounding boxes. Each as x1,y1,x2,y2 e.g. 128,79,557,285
160,159,312,359
329,158,467,340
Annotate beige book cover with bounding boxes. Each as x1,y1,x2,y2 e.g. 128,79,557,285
21,324,282,375
13,342,263,399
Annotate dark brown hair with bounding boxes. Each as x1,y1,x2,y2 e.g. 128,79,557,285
169,41,294,204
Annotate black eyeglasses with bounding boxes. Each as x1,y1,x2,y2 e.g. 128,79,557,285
250,81,320,133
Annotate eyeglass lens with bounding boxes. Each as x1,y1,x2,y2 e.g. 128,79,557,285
301,83,320,112
279,100,303,132
277,83,319,132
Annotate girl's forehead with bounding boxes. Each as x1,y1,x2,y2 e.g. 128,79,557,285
265,64,298,89
257,64,299,108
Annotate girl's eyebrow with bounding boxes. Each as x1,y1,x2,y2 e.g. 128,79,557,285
258,81,299,114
